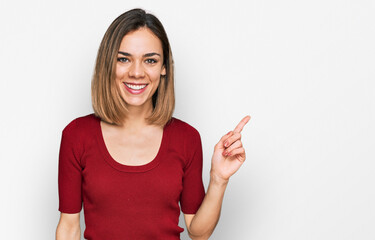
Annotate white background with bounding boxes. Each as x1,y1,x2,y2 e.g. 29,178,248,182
0,0,374,239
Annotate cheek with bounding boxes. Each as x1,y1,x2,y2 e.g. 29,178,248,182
153,79,160,90
148,69,162,84
150,75,161,90
115,64,127,79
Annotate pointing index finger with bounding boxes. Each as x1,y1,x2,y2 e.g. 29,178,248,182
233,115,251,133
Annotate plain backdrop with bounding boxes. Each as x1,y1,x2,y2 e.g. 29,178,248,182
0,0,374,239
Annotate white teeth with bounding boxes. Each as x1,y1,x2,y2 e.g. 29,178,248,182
124,83,147,90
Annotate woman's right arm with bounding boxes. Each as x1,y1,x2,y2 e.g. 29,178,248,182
56,213,81,240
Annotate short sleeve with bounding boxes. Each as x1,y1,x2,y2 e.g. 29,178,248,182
180,129,206,214
58,124,83,213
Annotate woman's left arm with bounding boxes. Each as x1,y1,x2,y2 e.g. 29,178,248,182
184,116,251,240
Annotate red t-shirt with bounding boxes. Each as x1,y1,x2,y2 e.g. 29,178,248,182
58,113,205,240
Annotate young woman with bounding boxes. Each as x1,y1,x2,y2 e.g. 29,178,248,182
56,8,250,240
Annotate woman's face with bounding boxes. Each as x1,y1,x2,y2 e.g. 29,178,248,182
115,27,166,109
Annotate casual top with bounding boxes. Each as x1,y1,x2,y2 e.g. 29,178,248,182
58,113,205,240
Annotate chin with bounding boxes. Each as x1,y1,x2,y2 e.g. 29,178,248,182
123,96,153,108
118,85,156,108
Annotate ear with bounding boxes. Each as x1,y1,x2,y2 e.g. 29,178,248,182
161,65,166,76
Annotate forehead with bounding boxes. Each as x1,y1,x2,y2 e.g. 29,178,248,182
118,27,163,56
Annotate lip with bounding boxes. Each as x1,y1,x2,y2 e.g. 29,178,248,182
124,82,148,85
123,82,148,94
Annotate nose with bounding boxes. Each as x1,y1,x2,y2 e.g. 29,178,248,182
128,61,145,78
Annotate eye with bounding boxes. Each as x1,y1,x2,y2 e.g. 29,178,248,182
117,57,129,63
145,59,157,64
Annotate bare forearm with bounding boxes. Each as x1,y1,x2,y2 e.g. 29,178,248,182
188,172,229,239
56,224,81,240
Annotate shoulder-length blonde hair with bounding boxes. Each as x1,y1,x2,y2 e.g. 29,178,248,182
91,8,175,127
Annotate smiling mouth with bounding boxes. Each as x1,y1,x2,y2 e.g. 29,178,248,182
123,82,148,90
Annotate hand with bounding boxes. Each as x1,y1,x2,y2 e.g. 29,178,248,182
210,116,251,182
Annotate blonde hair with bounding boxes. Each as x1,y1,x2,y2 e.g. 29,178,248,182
91,8,175,127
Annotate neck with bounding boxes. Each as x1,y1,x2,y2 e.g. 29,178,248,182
120,101,154,131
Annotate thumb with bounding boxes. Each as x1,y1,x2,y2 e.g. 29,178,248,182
216,131,233,150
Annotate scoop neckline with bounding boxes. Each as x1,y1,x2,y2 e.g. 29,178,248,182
95,116,170,173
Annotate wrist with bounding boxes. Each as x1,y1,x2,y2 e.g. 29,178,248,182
210,171,229,186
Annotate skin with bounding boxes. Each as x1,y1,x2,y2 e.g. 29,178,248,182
184,115,250,239
56,27,251,240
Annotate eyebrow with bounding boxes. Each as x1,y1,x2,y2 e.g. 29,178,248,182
118,51,161,57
